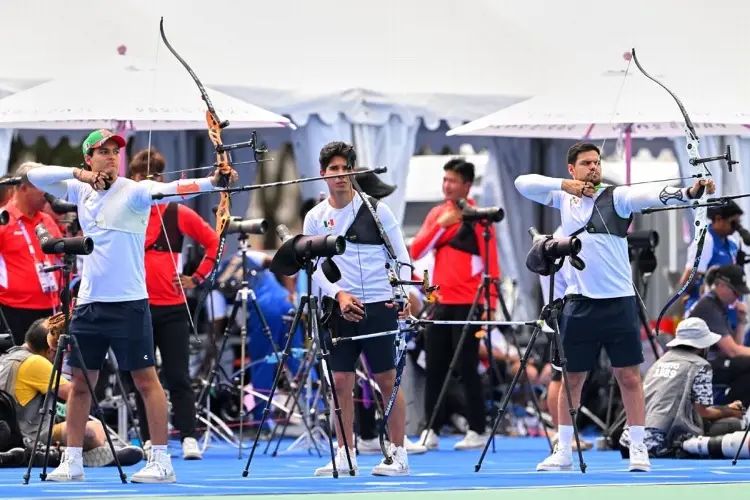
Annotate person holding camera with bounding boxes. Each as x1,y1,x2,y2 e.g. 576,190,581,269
515,141,715,472
0,163,63,346
303,141,412,477
410,159,500,451
128,148,221,461
24,128,239,483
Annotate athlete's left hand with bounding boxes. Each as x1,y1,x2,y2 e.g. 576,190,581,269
688,179,716,198
210,166,239,187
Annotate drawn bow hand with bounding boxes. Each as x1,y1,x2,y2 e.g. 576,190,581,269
209,166,239,187
687,179,715,199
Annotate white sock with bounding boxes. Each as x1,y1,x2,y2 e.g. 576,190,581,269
558,425,574,448
66,446,83,463
629,426,645,445
151,445,168,457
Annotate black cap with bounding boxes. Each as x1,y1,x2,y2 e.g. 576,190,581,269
714,264,750,294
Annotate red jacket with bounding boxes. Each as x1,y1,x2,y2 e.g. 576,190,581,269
410,200,500,307
144,203,219,306
0,202,63,310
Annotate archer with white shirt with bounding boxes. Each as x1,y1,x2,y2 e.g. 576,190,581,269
25,128,238,483
303,141,412,477
515,141,714,473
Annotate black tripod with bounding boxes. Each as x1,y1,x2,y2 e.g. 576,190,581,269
23,254,126,484
421,220,547,448
242,251,355,477
475,258,587,473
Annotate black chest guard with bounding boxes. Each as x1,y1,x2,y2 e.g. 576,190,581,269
571,186,632,238
146,202,184,252
448,222,481,256
344,196,384,246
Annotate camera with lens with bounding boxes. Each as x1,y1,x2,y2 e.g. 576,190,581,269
226,217,268,236
35,224,93,256
627,230,658,274
526,227,585,276
270,224,346,281
456,199,504,223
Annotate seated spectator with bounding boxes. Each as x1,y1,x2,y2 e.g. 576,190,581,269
620,317,749,458
0,316,142,466
686,264,750,406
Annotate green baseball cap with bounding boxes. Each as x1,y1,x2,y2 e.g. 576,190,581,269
82,129,127,156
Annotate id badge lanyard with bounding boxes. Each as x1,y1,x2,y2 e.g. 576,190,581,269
18,220,60,311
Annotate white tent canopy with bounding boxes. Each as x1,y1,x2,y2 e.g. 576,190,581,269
447,70,750,139
0,69,293,131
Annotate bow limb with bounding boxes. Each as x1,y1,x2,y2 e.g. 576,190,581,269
630,48,710,334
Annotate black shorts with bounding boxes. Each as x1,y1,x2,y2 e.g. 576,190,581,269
327,301,397,374
558,295,643,373
68,299,155,372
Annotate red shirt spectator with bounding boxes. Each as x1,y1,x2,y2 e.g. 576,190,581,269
144,203,219,306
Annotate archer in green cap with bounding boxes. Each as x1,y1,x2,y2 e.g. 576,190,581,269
81,129,127,157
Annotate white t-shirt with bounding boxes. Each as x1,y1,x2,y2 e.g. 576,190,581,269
538,226,569,304
515,175,690,299
27,166,215,304
303,195,411,304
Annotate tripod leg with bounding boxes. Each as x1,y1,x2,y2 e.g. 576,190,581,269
475,324,544,471
492,280,552,452
68,336,128,483
23,333,68,484
548,315,587,474
312,300,355,477
422,286,483,446
731,421,750,465
242,301,305,476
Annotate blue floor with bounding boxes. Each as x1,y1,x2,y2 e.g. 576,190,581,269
2,435,749,499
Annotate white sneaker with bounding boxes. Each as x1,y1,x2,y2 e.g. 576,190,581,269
536,442,573,471
314,446,358,476
371,444,409,476
181,437,202,460
629,442,651,472
47,450,85,482
418,429,439,450
358,438,385,455
404,436,427,455
454,430,486,450
130,449,176,483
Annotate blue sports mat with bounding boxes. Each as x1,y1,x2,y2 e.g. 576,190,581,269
1,436,748,499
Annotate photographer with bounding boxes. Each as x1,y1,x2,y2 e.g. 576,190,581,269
619,317,748,458
0,317,143,467
410,159,499,451
515,141,714,473
128,148,221,461
686,264,750,407
0,163,63,345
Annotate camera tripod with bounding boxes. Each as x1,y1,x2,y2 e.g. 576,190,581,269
23,254,127,484
475,258,587,473
421,220,548,449
242,251,355,478
195,234,304,456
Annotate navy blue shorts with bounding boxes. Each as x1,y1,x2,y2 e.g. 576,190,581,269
68,299,155,372
327,301,397,374
558,295,643,373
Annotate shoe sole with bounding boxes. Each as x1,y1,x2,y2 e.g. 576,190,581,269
629,464,651,472
536,465,573,471
130,476,177,484
372,470,410,476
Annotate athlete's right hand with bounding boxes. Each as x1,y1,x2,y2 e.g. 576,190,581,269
74,168,111,191
336,291,365,322
437,205,462,227
562,179,595,198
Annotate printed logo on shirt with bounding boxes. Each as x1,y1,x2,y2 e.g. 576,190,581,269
323,219,335,231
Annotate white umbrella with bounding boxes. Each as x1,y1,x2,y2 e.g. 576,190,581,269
447,70,750,139
0,68,293,131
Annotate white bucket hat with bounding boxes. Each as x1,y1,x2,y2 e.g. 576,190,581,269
667,317,722,349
